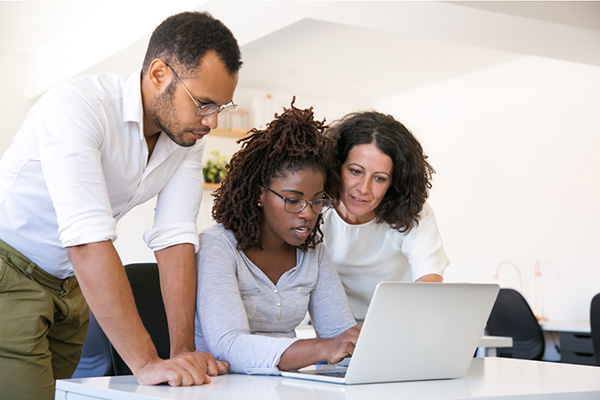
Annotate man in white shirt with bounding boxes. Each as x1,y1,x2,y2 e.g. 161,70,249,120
0,11,241,400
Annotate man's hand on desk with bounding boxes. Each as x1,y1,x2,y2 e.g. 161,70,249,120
135,351,229,386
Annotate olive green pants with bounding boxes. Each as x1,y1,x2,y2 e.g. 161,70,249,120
0,239,89,400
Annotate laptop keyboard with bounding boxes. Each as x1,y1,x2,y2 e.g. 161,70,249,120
314,370,347,378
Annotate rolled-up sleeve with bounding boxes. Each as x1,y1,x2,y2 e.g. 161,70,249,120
144,140,205,252
196,229,299,375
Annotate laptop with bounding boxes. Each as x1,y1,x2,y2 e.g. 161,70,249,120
281,282,500,385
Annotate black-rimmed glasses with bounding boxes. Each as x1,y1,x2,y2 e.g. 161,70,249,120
164,61,237,117
261,186,333,215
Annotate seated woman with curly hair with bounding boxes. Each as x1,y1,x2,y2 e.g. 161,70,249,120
194,101,360,375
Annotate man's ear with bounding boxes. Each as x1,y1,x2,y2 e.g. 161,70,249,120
147,59,169,90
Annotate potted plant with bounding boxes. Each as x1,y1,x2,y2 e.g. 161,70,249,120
203,151,228,184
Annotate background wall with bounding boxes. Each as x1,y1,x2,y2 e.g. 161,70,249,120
1,53,30,149
376,56,600,321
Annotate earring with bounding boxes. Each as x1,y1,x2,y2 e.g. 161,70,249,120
257,201,262,208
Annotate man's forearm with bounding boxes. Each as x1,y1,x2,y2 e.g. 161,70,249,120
155,243,197,355
67,240,159,374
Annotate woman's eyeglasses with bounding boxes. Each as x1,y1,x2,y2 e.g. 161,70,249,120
261,186,333,214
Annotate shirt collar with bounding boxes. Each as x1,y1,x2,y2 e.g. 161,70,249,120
122,69,144,141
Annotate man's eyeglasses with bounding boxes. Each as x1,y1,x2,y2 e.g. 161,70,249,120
261,186,333,215
164,61,237,117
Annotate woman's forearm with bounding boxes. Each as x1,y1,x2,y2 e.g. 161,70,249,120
278,324,361,371
277,338,328,370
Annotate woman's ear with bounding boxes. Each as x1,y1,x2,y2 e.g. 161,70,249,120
258,186,266,208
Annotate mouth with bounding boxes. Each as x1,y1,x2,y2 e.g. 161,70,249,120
191,130,210,139
293,226,312,236
350,195,368,204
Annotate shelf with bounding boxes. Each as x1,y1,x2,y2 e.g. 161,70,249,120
203,182,220,190
211,128,249,139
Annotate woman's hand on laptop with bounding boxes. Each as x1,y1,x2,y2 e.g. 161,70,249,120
277,324,363,371
323,324,363,364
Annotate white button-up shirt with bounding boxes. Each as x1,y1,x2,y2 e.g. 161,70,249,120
0,71,205,278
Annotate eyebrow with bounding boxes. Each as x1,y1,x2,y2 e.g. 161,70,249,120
192,94,216,105
347,163,391,177
187,84,233,107
281,189,325,197
183,84,217,105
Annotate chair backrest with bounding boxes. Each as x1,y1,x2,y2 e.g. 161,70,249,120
110,263,170,375
591,293,600,366
72,310,115,378
486,288,545,360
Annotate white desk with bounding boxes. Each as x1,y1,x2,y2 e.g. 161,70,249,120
540,320,591,333
478,335,512,357
55,358,600,400
540,320,595,365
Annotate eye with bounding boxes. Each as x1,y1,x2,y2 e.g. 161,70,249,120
285,198,302,205
349,168,361,176
375,176,387,184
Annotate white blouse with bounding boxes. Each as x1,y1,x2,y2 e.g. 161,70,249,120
321,202,450,320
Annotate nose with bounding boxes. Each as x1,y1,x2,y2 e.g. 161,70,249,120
356,176,370,194
201,112,219,130
298,202,318,221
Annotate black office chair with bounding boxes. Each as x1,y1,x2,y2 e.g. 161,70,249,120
486,288,545,360
72,310,115,378
591,293,600,366
109,262,171,375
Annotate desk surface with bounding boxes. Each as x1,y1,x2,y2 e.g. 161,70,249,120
56,358,600,400
540,320,591,333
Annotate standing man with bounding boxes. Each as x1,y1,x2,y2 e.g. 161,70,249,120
0,11,241,399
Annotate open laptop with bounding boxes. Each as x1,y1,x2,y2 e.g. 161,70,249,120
281,282,500,385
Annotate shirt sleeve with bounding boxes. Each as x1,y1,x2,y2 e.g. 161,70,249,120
143,140,205,252
309,245,357,338
400,202,450,281
36,85,117,247
196,229,300,375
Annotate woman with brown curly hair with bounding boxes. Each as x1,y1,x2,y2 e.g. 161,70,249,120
194,101,360,375
323,111,450,322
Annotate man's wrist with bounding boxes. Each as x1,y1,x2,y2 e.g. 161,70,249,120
170,340,197,356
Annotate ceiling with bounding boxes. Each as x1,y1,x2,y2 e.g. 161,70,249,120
1,1,599,103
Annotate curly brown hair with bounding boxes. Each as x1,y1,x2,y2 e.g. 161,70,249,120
325,111,434,233
212,100,333,251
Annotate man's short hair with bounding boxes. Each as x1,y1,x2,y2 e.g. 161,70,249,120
142,11,242,76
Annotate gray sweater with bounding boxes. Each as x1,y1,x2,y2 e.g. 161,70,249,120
194,224,356,375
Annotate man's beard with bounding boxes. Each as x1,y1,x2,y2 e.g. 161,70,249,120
149,83,196,148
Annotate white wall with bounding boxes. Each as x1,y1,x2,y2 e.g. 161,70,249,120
1,53,31,150
376,56,600,321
